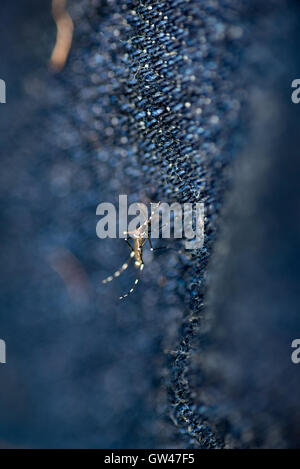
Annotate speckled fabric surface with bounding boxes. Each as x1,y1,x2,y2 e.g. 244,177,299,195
0,0,299,448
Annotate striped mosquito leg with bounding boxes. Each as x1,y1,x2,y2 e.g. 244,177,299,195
102,252,135,284
149,202,161,222
119,263,144,300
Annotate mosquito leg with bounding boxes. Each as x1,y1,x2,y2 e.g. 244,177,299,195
102,252,135,284
151,245,182,253
119,263,144,300
147,236,154,251
125,238,134,252
148,232,168,252
148,222,169,238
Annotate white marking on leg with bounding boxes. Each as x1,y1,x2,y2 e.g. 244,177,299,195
119,263,144,300
102,253,133,284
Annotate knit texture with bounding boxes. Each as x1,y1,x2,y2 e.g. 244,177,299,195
0,0,299,448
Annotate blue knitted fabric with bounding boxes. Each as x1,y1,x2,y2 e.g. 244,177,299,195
0,0,300,448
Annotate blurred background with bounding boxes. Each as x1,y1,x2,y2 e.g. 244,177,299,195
0,0,299,449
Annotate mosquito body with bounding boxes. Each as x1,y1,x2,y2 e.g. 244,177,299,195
102,203,160,299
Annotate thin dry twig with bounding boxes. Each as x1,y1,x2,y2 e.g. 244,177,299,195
50,0,74,72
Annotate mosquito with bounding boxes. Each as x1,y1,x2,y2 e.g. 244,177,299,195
102,202,166,299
